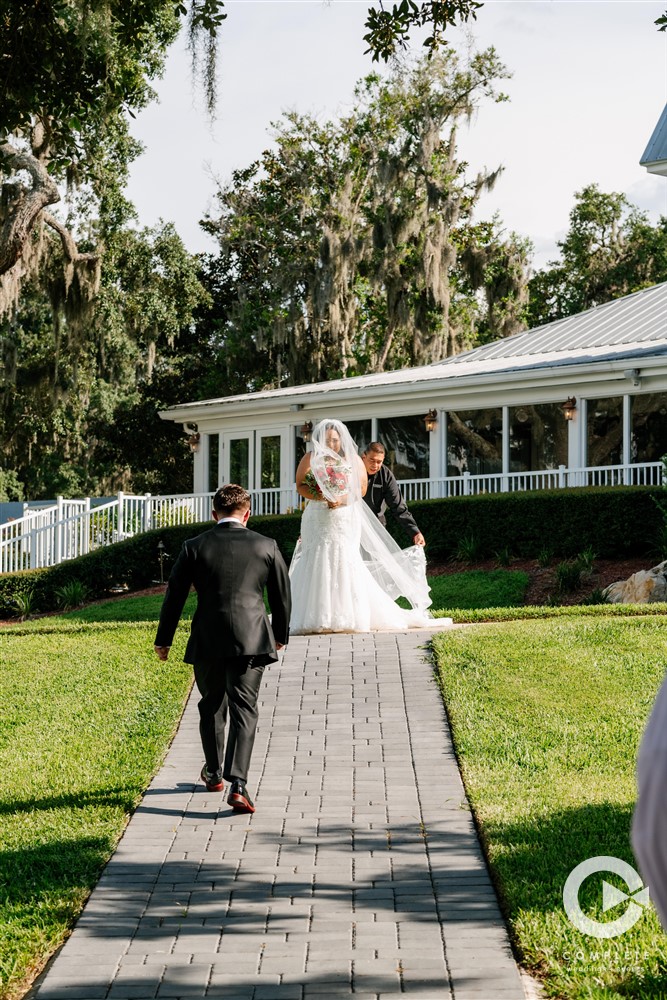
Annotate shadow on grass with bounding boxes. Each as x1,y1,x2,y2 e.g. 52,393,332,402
478,800,667,997
0,835,115,905
482,799,638,915
0,784,151,816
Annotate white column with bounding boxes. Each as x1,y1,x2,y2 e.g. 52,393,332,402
623,394,632,484
429,413,443,494
568,400,584,479
192,448,205,494
502,405,510,492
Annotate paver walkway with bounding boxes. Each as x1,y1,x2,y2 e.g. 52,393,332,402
32,628,527,1000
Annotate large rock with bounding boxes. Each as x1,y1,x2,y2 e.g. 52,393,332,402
603,560,667,603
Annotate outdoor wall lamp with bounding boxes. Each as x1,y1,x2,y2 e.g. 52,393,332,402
187,432,201,452
299,420,313,442
561,397,577,421
423,409,438,432
623,368,641,387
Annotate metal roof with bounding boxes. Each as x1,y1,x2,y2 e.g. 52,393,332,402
163,281,667,413
434,280,667,367
641,103,667,173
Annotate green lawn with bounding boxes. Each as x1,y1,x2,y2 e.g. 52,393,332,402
427,568,529,609
51,591,195,624
432,616,667,999
3,576,665,999
0,616,192,1000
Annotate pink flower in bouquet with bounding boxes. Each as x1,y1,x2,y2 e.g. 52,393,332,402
324,465,350,498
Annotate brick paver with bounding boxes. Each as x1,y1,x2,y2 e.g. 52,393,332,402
32,628,527,1000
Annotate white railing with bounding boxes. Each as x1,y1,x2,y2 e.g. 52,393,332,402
0,462,663,576
398,461,664,500
0,491,217,575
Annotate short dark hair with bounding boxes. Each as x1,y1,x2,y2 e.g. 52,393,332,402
364,441,385,455
213,484,251,515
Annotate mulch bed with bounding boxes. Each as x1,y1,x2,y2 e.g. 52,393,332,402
425,555,654,606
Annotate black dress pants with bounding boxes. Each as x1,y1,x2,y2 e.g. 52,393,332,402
193,656,266,783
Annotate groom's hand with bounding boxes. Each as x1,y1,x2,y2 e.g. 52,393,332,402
154,645,170,661
412,533,426,546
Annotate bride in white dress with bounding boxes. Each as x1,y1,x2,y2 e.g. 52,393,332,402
289,418,434,635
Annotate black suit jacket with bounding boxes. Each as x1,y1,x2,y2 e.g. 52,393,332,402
155,521,291,664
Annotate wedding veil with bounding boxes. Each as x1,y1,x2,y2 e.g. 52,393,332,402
309,419,364,505
307,418,431,613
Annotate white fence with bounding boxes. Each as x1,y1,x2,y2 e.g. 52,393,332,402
0,462,663,576
398,461,665,501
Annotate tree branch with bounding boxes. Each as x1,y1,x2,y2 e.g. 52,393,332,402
0,142,60,276
42,212,99,264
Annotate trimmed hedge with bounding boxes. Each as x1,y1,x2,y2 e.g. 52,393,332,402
0,487,663,618
0,513,302,618
387,485,664,560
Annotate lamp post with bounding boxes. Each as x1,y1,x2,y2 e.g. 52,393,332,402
157,540,169,584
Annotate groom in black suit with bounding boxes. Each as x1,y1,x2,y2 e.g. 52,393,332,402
154,484,291,813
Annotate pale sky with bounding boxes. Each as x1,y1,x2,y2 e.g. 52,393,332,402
126,0,667,271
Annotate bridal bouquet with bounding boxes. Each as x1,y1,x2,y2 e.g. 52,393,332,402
303,469,323,499
304,463,350,500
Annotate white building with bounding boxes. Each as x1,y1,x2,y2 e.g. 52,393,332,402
641,102,667,176
160,282,667,509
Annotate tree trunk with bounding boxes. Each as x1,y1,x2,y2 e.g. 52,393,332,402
0,143,59,277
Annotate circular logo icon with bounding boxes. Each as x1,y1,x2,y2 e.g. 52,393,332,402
563,856,650,938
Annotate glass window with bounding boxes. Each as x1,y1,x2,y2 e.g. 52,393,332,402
509,403,567,471
587,396,622,466
346,420,372,456
447,409,502,476
207,434,219,492
376,415,429,479
260,435,281,489
631,394,667,463
229,437,250,489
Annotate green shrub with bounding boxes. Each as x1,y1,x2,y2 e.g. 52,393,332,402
555,559,582,593
537,546,553,567
394,485,664,561
54,580,89,610
494,545,512,567
580,587,608,605
11,586,37,621
577,545,596,575
0,514,302,618
455,532,484,562
0,486,662,617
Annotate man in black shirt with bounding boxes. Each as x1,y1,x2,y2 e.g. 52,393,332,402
361,442,426,546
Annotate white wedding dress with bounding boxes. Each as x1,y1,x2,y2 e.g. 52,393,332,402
289,500,433,635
